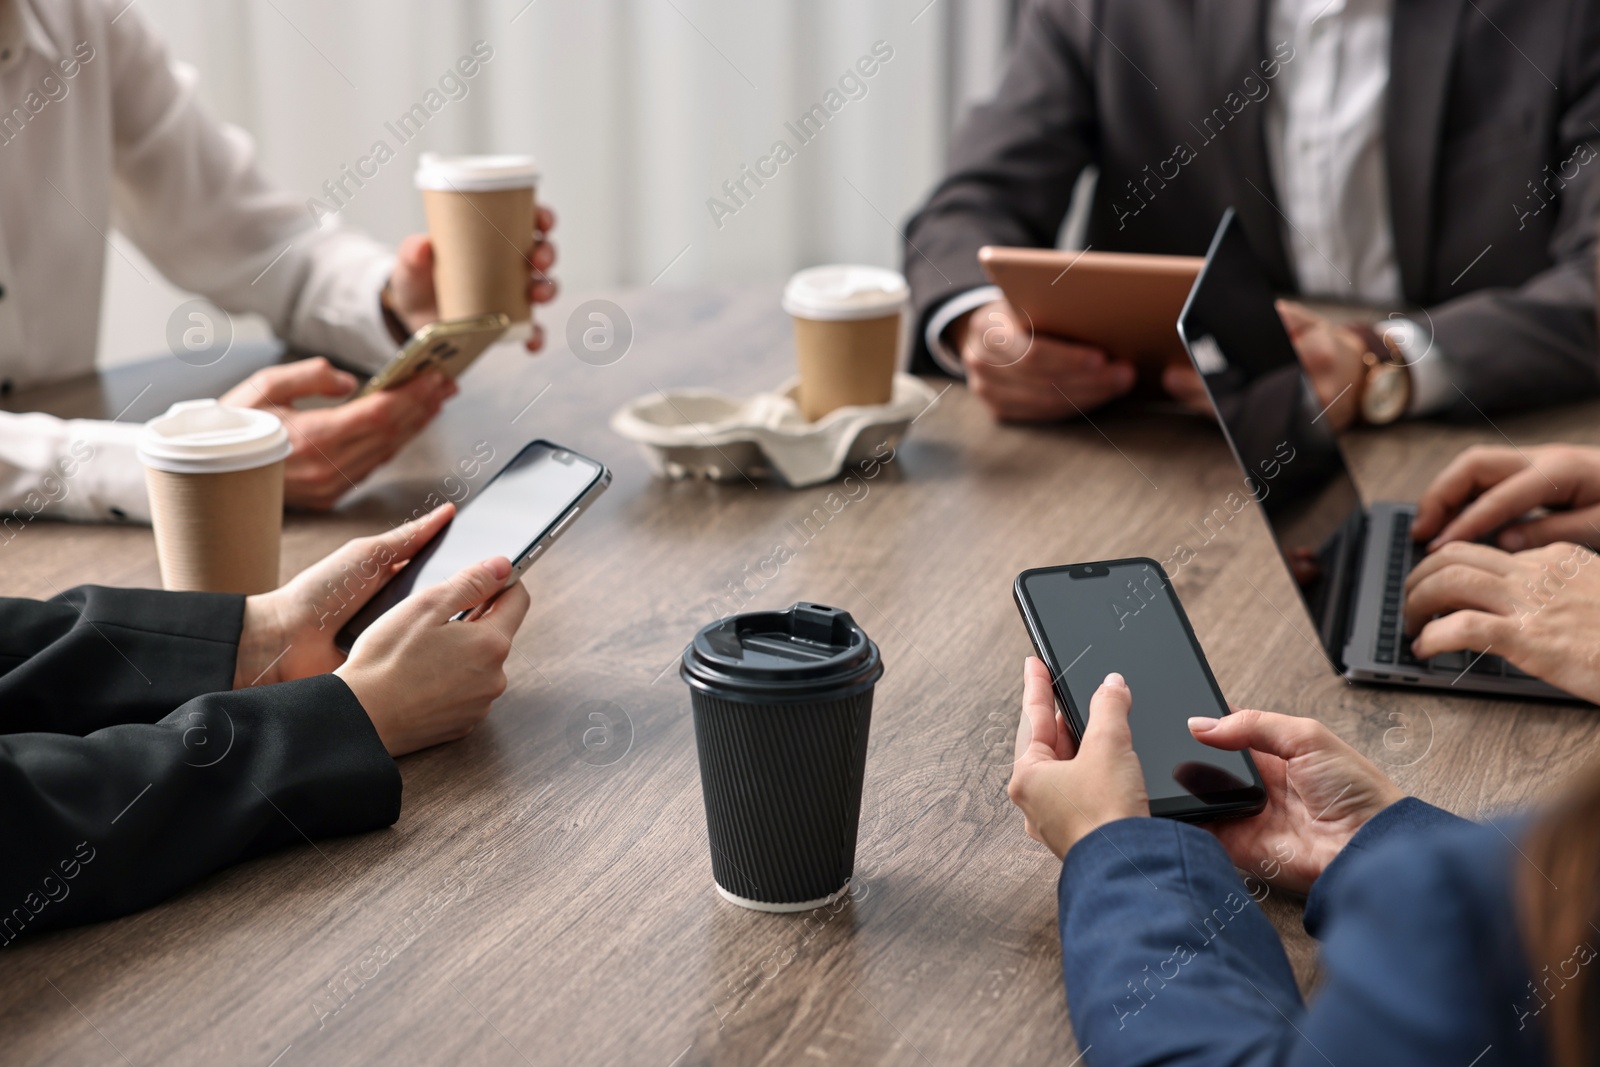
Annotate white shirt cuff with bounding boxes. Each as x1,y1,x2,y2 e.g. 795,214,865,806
0,413,150,526
1382,318,1452,417
923,285,1003,378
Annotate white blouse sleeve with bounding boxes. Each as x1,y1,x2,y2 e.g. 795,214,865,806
104,3,397,373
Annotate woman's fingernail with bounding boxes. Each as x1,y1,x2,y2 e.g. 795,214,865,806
484,557,512,580
1500,530,1525,551
1103,672,1126,689
1188,716,1220,732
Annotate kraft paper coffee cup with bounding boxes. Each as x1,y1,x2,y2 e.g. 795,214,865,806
681,602,884,912
137,400,291,595
416,153,540,340
783,265,909,422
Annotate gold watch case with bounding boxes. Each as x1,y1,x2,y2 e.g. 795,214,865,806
1359,343,1411,425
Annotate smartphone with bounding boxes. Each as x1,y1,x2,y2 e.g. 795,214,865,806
334,439,611,652
356,312,511,398
1013,558,1267,821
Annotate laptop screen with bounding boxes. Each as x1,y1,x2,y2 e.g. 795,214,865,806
1177,210,1364,666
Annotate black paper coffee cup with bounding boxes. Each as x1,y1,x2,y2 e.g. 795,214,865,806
681,602,884,912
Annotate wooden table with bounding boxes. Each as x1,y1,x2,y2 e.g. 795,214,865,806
3,284,1598,1066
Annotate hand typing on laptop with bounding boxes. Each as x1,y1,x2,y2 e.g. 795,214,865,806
1411,444,1600,552
1395,443,1600,702
1402,541,1600,703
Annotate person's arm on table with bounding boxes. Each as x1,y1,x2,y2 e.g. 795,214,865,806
0,410,149,523
0,582,243,736
0,507,531,939
1008,658,1475,1063
1005,661,1306,1060
0,674,399,940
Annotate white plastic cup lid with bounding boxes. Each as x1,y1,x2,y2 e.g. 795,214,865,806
782,265,909,321
415,152,541,192
136,399,292,474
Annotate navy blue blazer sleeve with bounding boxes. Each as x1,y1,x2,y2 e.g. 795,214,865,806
0,588,402,943
1058,818,1306,1064
1301,796,1467,936
1058,801,1536,1066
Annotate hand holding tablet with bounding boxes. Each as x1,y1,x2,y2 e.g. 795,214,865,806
950,247,1205,421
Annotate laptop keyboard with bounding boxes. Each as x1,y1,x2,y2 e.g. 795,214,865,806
1372,513,1530,680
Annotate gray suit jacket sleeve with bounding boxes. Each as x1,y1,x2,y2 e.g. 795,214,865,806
902,0,1098,373
1428,7,1600,416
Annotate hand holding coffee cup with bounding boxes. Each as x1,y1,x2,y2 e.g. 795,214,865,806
137,400,291,595
402,154,549,349
784,266,909,422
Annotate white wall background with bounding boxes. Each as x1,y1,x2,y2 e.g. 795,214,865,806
98,0,1015,365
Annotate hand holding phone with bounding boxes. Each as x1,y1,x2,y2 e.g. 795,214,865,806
334,439,610,652
335,553,532,756
1185,710,1404,894
1008,658,1151,859
1013,558,1268,822
357,313,511,398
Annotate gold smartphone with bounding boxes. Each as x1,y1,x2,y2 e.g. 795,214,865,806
356,312,511,398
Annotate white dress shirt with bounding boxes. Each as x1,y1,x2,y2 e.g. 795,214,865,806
0,0,399,524
928,0,1450,414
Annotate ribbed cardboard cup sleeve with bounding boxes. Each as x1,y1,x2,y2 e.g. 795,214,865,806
144,460,284,595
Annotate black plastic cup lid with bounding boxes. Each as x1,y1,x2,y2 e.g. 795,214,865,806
680,602,883,700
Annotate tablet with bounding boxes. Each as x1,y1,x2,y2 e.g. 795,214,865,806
978,246,1204,366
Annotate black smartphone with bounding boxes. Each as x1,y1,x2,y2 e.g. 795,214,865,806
1012,558,1267,821
334,439,611,652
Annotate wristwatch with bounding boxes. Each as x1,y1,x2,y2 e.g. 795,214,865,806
1351,324,1412,426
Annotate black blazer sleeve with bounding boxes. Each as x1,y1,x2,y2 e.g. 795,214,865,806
1428,2,1600,415
900,0,1099,373
0,585,247,735
0,589,402,943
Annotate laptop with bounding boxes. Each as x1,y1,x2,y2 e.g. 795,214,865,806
1176,209,1569,699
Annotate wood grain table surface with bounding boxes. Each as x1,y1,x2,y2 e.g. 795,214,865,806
2,283,1597,1066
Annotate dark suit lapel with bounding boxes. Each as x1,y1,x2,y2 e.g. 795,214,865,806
1196,0,1295,288
1388,0,1466,301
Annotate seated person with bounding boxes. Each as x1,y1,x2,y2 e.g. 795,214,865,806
0,504,528,942
1006,660,1596,1065
903,0,1600,428
1404,443,1600,696
0,0,557,517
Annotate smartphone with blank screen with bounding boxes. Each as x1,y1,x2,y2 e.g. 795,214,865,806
1013,558,1267,822
334,439,610,653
